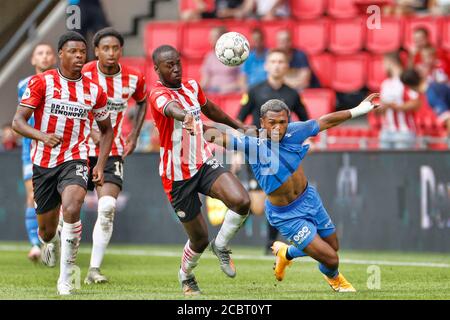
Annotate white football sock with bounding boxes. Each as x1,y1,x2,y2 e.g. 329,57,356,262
90,196,116,268
59,220,82,284
179,240,202,281
215,209,248,249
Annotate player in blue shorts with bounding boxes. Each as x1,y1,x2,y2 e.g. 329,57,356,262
205,93,379,292
17,43,56,262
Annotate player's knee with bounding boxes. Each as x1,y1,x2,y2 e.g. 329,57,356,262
62,198,84,216
325,253,339,270
231,193,251,215
98,196,116,224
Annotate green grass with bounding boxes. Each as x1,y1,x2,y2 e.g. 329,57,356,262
1,242,450,300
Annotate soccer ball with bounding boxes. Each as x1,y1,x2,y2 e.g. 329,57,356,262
215,32,250,67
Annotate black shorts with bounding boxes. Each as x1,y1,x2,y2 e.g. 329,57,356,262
32,160,88,214
87,156,123,191
170,158,228,223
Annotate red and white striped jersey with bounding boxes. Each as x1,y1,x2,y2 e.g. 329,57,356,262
149,79,212,190
82,61,147,157
380,77,419,133
20,69,108,168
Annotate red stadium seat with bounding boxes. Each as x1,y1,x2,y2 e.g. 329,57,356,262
301,88,336,119
290,0,326,19
293,19,329,55
259,20,293,49
219,94,245,118
182,20,229,58
224,19,257,41
179,0,215,12
331,53,368,92
367,55,387,92
329,18,365,54
327,0,359,18
403,17,441,51
181,57,203,81
366,18,402,54
120,57,147,75
442,17,450,52
144,22,181,58
310,53,333,88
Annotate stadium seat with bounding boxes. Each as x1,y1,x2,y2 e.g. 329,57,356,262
224,19,257,41
181,57,203,81
179,0,215,12
120,57,147,75
329,18,365,54
293,19,329,55
310,53,333,88
327,0,359,18
441,17,450,52
219,94,245,119
366,17,402,54
301,88,336,119
367,55,386,92
331,53,368,92
403,17,442,51
182,21,218,58
259,20,293,49
144,22,181,58
290,0,326,19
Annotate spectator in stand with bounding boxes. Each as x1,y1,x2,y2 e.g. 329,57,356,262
239,28,268,92
181,0,249,21
416,46,450,84
378,52,421,149
201,26,243,94
246,0,290,20
1,123,18,151
401,68,450,135
275,30,320,91
408,27,449,69
429,0,450,15
386,0,431,16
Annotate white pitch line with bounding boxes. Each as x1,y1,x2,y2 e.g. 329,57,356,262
1,245,449,268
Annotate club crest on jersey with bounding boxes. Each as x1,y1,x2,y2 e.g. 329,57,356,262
122,87,130,96
22,88,31,100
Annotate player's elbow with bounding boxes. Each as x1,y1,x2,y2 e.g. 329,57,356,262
12,113,23,134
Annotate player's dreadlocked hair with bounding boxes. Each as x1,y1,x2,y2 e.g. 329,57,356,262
57,31,87,51
152,45,178,65
93,27,124,48
260,99,291,118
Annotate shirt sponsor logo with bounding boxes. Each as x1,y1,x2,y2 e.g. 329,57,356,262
50,100,89,119
107,99,127,112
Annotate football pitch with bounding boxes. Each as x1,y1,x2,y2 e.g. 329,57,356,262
1,242,449,300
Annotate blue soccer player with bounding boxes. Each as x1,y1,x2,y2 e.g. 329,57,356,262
205,93,379,292
17,43,56,262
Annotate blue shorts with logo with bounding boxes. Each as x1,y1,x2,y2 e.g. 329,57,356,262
265,184,336,251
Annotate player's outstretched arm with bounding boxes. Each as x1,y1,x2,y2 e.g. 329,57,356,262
201,100,245,130
165,101,196,135
12,105,62,147
317,93,380,132
203,123,245,150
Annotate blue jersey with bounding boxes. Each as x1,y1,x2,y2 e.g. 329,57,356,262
426,82,450,117
18,76,34,164
229,120,320,194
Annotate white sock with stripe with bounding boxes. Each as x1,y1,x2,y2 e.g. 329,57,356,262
59,221,82,284
179,240,202,281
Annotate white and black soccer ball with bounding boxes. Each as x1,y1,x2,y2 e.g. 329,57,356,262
215,32,250,67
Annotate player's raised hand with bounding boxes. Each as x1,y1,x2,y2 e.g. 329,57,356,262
42,133,63,147
362,93,381,108
182,113,196,136
92,165,104,186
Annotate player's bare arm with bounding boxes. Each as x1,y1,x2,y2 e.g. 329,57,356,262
12,106,62,147
123,99,148,157
93,116,114,186
317,93,380,132
201,99,245,130
164,101,196,135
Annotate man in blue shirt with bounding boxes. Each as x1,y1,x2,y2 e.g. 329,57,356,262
401,68,450,135
17,43,56,262
205,93,379,292
240,28,268,90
